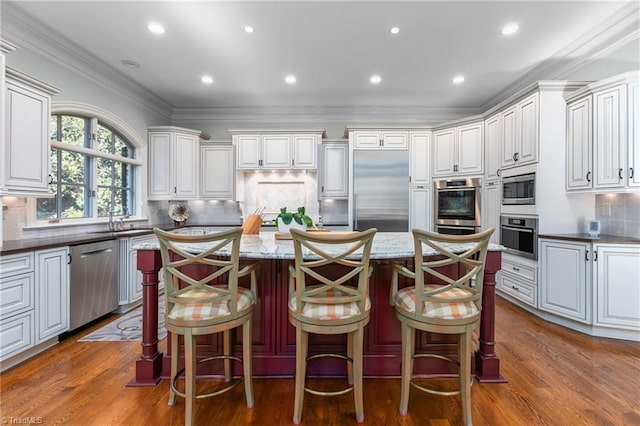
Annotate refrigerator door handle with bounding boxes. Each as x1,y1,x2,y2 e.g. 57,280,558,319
353,194,358,230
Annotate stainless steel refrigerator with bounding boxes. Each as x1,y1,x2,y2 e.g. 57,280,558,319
352,150,409,232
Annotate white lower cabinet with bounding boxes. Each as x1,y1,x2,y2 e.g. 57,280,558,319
594,244,640,329
539,240,590,323
537,239,640,340
119,234,162,309
496,253,538,308
35,247,69,343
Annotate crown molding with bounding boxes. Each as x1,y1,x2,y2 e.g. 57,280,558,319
2,2,173,121
171,105,479,126
482,1,640,111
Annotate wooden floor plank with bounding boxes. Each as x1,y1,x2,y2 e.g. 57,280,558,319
1,297,639,425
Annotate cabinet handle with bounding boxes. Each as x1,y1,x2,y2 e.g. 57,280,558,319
48,174,54,184
321,186,324,193
67,253,72,265
586,171,591,182
513,152,519,162
497,168,501,177
379,139,383,147
511,285,519,291
594,251,598,262
174,186,176,194
631,167,634,179
292,159,295,166
409,176,412,183
585,249,589,261
512,266,520,272
619,168,623,180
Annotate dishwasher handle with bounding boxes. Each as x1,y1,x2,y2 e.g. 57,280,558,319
79,248,113,258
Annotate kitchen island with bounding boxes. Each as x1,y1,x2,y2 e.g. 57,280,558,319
129,231,504,386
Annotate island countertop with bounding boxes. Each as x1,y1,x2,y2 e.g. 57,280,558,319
133,230,505,259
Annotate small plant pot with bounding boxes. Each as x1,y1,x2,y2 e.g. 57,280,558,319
277,221,308,234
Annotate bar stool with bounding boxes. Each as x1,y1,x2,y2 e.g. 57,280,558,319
288,228,377,424
390,228,494,426
154,227,258,426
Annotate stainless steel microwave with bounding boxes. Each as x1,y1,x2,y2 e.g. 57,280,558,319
502,173,535,205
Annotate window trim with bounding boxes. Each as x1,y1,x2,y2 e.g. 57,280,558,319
26,102,147,227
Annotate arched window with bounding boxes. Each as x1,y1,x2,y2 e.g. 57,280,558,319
36,113,139,221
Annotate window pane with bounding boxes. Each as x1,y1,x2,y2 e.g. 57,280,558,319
97,158,113,187
61,185,86,218
50,116,59,141
97,124,113,154
49,148,58,177
36,196,58,220
115,134,130,158
96,187,113,217
60,150,86,184
60,116,87,147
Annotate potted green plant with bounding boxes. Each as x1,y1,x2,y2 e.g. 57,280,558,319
275,206,313,233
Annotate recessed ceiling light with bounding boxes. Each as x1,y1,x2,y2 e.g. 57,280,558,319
244,26,255,34
285,75,297,84
147,22,165,35
370,75,382,84
121,59,140,69
201,75,213,84
501,23,519,35
390,26,400,35
453,75,465,84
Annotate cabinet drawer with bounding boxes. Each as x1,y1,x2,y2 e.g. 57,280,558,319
498,273,537,307
0,252,34,277
0,272,35,318
502,257,537,282
0,311,34,360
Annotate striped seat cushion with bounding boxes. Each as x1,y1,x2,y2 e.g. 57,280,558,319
289,287,371,320
168,286,254,321
395,285,478,320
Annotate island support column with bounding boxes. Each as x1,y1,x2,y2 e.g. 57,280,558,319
475,251,507,383
127,249,164,386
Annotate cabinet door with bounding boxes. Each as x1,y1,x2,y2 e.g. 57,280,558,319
148,132,172,199
483,182,500,244
409,187,431,232
628,81,640,187
566,96,593,190
201,145,234,199
517,92,539,165
235,135,261,169
321,143,348,199
594,86,625,189
36,247,69,342
381,131,409,149
594,244,640,328
353,131,382,149
262,135,291,169
173,133,198,199
409,132,430,185
432,129,455,177
457,123,483,175
484,114,502,181
539,240,590,323
501,105,517,168
292,134,317,169
4,81,51,195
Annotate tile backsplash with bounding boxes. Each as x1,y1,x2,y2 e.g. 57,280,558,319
595,192,640,238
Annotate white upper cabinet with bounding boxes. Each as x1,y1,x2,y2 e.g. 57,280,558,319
352,130,409,150
566,95,593,190
484,113,502,182
3,67,59,197
232,130,322,170
432,121,483,178
319,140,348,199
409,186,432,232
409,131,430,186
148,126,209,200
501,92,539,169
200,144,234,200
565,71,639,193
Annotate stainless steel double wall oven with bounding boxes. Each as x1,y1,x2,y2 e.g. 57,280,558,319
434,177,481,235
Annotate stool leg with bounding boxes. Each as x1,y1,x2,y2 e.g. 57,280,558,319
184,330,196,426
347,332,354,385
460,331,472,426
169,331,178,406
399,321,414,415
293,327,308,425
223,329,231,382
353,326,365,423
243,319,254,408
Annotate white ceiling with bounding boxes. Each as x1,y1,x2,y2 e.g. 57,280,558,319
4,0,640,114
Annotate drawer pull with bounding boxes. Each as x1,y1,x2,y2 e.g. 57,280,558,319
511,285,519,291
512,266,520,272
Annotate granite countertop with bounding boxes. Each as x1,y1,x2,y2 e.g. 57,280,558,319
538,233,640,244
134,231,505,260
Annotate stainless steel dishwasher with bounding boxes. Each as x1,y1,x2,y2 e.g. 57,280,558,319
69,240,119,330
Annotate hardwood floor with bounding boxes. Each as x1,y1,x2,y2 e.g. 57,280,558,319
1,297,638,425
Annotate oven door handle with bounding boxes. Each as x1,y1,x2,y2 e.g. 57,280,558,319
501,225,535,234
437,188,475,192
439,225,477,231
